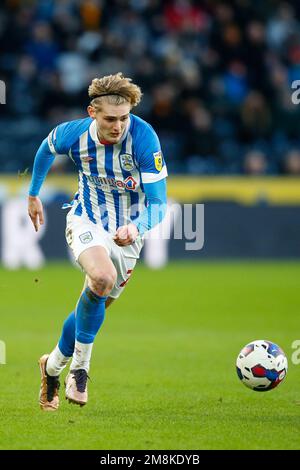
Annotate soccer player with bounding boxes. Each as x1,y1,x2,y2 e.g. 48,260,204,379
28,73,167,411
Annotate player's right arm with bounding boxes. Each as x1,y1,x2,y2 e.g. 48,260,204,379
28,195,45,232
28,138,55,232
28,123,70,231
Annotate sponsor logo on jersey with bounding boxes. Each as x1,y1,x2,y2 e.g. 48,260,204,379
85,174,137,191
79,231,93,244
153,151,163,171
119,153,135,171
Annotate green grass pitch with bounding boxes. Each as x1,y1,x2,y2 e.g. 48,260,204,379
0,261,300,450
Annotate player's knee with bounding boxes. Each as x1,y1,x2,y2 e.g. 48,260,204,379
89,268,117,296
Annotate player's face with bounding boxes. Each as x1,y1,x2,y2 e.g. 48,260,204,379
88,102,131,144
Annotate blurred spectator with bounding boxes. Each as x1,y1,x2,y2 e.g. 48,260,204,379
266,2,297,52
25,22,59,72
9,55,40,115
223,60,249,104
80,0,103,31
239,91,272,143
243,150,268,175
183,100,216,158
164,0,209,33
148,83,179,132
283,149,300,175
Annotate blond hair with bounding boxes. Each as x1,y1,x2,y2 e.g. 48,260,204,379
88,72,142,110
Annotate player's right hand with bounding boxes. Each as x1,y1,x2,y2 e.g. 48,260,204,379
28,195,44,232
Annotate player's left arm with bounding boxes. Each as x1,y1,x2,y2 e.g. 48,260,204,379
113,122,167,246
131,178,167,235
113,178,167,245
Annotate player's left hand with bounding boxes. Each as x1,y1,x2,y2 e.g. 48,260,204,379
113,223,139,246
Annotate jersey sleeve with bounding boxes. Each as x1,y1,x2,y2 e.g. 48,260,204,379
29,121,74,196
28,138,55,196
132,178,167,236
134,123,168,184
47,121,73,157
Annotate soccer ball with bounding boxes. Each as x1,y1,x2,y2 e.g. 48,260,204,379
236,340,288,392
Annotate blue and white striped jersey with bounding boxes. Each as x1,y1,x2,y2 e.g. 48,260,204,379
46,114,168,234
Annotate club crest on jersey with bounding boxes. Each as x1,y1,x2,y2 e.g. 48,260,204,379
119,153,135,171
153,151,163,171
79,231,93,244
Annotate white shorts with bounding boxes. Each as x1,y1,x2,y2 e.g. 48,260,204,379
65,209,144,299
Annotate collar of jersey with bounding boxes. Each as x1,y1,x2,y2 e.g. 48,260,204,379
89,116,131,145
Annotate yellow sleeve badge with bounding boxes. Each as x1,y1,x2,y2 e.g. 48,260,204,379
154,151,163,171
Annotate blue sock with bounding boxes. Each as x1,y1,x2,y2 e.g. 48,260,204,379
58,311,75,357
75,287,107,344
